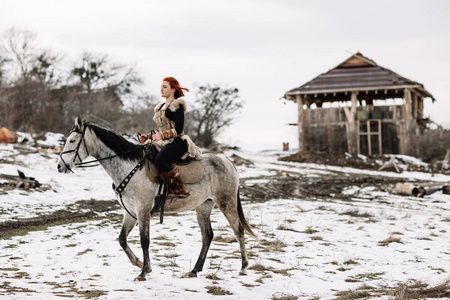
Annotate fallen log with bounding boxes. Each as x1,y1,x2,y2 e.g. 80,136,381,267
395,182,450,197
0,170,41,189
395,182,425,197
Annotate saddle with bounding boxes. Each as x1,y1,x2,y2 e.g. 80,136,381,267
145,156,204,184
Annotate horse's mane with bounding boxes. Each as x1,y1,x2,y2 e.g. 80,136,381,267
86,123,144,162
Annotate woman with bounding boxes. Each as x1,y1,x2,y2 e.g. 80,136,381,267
140,77,201,198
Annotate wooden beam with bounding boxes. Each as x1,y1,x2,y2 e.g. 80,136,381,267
403,88,414,155
367,120,372,156
413,91,418,119
346,92,358,155
378,119,382,155
404,88,412,120
296,95,305,154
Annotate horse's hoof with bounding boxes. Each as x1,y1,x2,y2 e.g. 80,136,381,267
239,269,247,276
134,275,146,281
183,271,197,278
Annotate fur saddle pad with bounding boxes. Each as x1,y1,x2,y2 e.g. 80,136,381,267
145,158,205,184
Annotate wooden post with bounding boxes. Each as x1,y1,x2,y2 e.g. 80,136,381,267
367,120,372,156
378,119,382,155
296,94,305,154
412,92,418,120
418,97,424,118
403,88,413,155
412,91,419,155
346,91,358,155
404,88,412,121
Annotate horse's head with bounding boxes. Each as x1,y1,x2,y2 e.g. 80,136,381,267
57,116,90,173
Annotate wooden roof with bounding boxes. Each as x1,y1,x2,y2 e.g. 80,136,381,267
285,52,434,101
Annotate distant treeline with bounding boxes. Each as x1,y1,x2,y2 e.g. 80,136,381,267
0,28,243,148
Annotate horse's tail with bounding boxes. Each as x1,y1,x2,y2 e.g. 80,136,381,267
237,189,258,239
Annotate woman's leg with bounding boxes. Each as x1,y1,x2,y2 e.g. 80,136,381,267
154,139,187,172
155,140,190,198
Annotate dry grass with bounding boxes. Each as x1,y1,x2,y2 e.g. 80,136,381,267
213,235,236,243
301,227,319,234
271,292,298,300
205,273,221,280
378,235,403,246
249,263,271,273
249,263,290,276
335,278,450,299
335,289,371,299
339,209,373,218
155,241,176,247
390,279,450,299
257,239,287,252
205,285,232,295
343,259,358,265
276,224,299,232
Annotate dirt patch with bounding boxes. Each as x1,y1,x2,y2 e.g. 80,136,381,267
279,151,431,172
240,171,401,203
0,199,121,239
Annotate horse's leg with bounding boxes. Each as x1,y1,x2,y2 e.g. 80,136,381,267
186,199,215,277
135,209,152,281
216,194,249,275
118,214,143,269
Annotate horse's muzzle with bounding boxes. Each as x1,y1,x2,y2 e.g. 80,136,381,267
57,161,73,173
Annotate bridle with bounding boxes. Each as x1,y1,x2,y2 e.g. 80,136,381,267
59,121,146,173
58,122,90,173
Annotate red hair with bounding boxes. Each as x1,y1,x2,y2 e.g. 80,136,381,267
163,77,189,99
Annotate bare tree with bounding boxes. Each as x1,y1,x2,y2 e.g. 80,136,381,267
190,84,243,148
71,51,141,94
30,50,62,87
70,51,143,123
1,27,37,79
0,28,145,133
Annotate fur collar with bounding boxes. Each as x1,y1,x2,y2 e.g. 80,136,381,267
154,99,187,113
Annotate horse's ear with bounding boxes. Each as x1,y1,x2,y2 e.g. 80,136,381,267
75,115,83,129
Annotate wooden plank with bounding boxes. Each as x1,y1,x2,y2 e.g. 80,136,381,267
296,95,305,154
348,92,358,155
367,120,372,156
378,119,382,155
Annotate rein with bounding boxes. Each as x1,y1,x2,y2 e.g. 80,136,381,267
59,121,151,221
59,121,145,169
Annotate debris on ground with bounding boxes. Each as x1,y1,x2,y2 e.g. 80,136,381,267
280,151,431,173
379,156,401,173
0,127,18,143
0,169,42,190
229,153,253,166
394,182,449,197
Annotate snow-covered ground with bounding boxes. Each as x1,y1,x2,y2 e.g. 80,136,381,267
0,141,449,299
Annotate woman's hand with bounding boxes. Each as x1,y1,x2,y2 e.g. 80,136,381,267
152,132,162,142
139,134,148,143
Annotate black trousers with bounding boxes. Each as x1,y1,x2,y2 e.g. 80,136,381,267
154,138,188,172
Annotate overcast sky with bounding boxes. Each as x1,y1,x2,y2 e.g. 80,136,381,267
2,0,449,151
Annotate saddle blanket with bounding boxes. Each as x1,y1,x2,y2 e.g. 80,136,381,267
145,158,204,184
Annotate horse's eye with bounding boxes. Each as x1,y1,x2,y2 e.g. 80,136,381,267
69,140,76,143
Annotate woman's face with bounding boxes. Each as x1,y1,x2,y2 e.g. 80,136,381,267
161,81,175,99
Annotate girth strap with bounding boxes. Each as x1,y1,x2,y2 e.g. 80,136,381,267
114,155,168,224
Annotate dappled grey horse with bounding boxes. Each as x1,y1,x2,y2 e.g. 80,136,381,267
56,116,256,281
